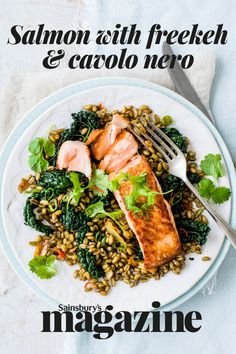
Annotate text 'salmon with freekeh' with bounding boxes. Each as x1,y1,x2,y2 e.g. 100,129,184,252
41,302,202,339
7,24,227,70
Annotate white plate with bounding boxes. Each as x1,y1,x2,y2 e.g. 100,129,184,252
0,77,235,312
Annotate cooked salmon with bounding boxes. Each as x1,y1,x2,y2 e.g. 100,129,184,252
112,114,129,129
86,114,129,161
85,129,103,146
111,154,181,269
57,140,92,179
99,131,138,173
91,123,121,160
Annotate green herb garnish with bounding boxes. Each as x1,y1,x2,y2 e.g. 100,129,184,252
28,255,57,279
69,172,85,205
28,137,55,173
89,168,112,196
85,201,123,222
200,154,224,179
85,200,124,235
198,178,231,204
111,171,161,213
198,154,231,204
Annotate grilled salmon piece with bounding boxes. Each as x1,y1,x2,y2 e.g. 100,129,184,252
85,129,103,146
57,140,92,179
112,114,129,129
91,123,121,160
99,131,138,173
111,155,181,269
86,114,129,161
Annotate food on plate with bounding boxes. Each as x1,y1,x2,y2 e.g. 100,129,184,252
18,104,230,295
99,131,138,173
57,140,92,179
87,114,129,161
111,155,180,269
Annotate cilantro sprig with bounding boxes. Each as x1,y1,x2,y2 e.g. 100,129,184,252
85,201,124,232
89,168,112,196
200,154,224,179
69,172,85,205
28,255,57,279
111,171,164,213
198,178,231,204
197,154,231,204
67,168,113,206
28,137,55,173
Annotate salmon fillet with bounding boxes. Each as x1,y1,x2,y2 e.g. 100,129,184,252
85,129,103,146
99,131,138,173
91,123,121,160
86,115,129,161
57,140,92,179
111,155,181,269
112,114,129,129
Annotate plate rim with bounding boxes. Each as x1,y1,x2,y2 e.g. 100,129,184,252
0,76,235,310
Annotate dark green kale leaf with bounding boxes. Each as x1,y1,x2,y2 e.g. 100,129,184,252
159,173,201,195
176,218,211,245
187,172,201,184
160,174,185,194
63,206,104,279
162,127,188,153
60,202,88,232
159,172,202,215
38,170,88,195
51,110,101,165
23,198,53,236
38,170,72,191
78,248,103,279
134,242,144,260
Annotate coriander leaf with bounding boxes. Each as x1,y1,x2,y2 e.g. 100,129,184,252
28,255,57,279
28,137,44,154
198,178,215,200
124,195,142,212
110,171,128,191
44,140,55,157
85,201,124,231
90,169,112,196
85,201,106,218
28,137,55,173
70,172,84,205
28,154,49,173
211,186,231,204
200,154,224,179
108,209,124,219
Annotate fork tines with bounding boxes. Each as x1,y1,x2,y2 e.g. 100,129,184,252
129,119,182,163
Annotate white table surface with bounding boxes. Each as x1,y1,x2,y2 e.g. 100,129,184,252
0,1,236,354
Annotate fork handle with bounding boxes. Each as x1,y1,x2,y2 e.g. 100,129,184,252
184,179,236,249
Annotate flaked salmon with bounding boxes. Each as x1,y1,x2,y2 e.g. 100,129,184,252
112,114,129,129
57,140,92,179
86,114,129,161
111,154,181,269
99,131,138,173
85,129,103,146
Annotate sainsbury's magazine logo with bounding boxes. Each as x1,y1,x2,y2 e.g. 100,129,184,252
41,301,202,339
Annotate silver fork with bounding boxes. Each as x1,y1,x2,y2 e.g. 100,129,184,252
130,120,236,249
